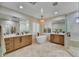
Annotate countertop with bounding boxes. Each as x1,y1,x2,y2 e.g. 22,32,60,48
50,33,65,35
4,33,32,38
42,33,65,35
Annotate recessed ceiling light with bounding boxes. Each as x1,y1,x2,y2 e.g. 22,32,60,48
19,5,23,9
54,11,58,15
76,18,79,23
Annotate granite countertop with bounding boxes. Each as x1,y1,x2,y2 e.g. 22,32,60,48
4,33,32,38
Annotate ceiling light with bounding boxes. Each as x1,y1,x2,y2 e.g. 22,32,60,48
54,11,58,15
40,16,45,23
19,5,23,9
76,18,79,23
53,2,58,6
40,19,45,23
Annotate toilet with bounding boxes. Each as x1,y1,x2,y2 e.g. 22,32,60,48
36,35,47,44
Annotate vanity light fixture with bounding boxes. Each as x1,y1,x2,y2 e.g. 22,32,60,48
19,5,23,9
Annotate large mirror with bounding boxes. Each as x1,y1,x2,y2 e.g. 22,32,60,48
0,13,30,35
52,19,65,33
19,20,30,34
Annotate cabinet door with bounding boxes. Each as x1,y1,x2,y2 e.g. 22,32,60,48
59,35,64,44
14,37,22,49
21,36,27,47
5,38,14,53
27,35,32,44
54,35,60,43
50,34,54,42
21,35,32,47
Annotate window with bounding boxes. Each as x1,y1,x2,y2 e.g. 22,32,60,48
20,20,29,33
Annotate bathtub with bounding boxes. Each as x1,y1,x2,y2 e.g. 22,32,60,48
67,39,79,56
36,35,47,44
70,39,79,47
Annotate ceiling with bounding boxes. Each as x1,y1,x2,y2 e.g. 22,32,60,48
0,13,25,22
0,2,79,19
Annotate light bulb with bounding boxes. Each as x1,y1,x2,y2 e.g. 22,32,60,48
76,18,79,23
19,5,23,9
54,11,58,15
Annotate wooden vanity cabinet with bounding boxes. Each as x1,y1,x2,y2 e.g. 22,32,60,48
50,34,64,45
4,35,32,53
4,38,14,53
21,35,32,47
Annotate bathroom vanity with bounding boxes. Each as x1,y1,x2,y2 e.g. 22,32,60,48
50,33,64,45
4,34,32,53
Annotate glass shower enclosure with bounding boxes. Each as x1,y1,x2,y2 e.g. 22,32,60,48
65,11,79,56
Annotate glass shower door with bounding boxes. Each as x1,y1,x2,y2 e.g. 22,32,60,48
65,12,79,56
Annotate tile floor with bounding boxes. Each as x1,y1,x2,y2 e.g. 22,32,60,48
4,42,72,57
